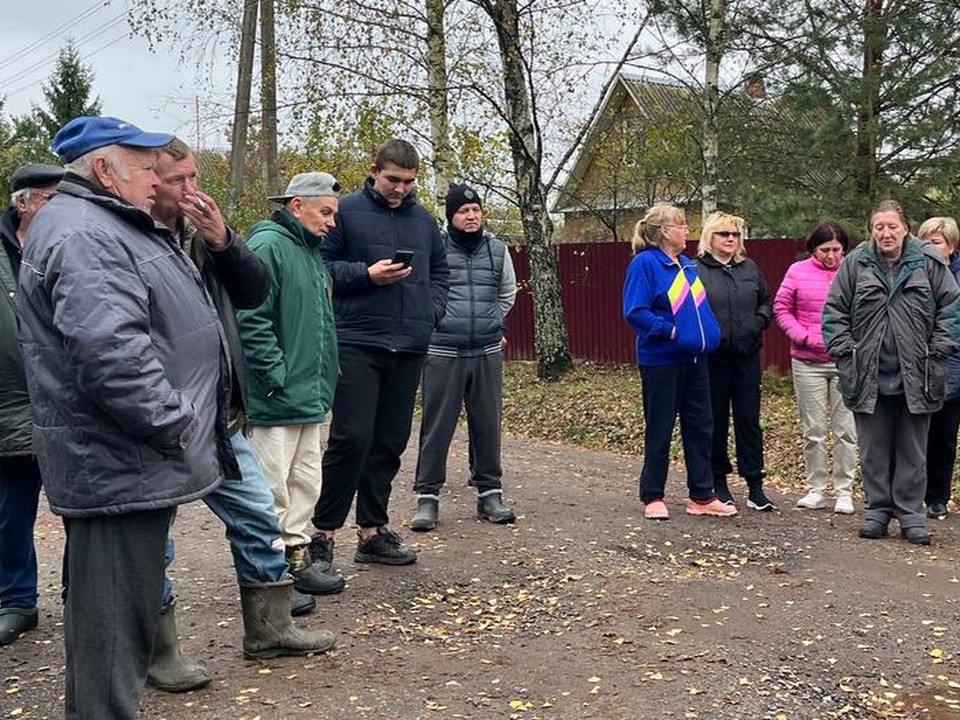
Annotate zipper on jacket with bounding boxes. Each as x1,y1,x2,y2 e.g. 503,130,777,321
687,265,707,352
467,254,476,347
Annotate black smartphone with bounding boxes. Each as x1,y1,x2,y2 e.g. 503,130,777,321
393,249,414,267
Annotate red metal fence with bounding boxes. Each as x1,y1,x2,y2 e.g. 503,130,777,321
504,239,808,374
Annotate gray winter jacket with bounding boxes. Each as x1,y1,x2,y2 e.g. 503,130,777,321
17,176,232,517
429,231,516,354
822,236,960,414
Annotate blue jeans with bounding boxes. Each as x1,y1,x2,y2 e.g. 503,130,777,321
163,432,288,604
0,457,42,610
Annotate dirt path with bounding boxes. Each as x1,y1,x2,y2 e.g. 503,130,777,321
4,429,960,719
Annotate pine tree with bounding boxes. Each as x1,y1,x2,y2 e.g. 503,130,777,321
33,41,102,140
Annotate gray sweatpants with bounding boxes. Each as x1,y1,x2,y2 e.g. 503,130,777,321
855,394,930,530
415,352,504,495
64,507,174,719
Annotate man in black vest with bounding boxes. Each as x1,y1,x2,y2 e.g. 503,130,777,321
410,183,518,531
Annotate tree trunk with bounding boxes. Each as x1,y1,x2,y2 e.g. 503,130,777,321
229,0,258,212
855,0,884,214
484,0,571,379
701,0,723,222
425,0,454,204
260,0,280,195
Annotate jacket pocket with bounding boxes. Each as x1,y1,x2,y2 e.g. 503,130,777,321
836,347,861,401
924,346,948,403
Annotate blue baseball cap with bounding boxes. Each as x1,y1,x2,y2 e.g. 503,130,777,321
51,116,175,163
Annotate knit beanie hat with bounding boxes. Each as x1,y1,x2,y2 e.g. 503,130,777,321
445,183,482,226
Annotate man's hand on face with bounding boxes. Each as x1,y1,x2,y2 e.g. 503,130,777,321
180,190,229,249
368,258,413,286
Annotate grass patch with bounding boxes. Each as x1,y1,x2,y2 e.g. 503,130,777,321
502,361,808,493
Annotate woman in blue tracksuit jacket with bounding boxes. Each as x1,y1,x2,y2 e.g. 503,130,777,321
622,204,736,521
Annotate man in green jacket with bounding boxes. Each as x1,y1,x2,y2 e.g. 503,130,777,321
236,172,342,590
0,164,63,646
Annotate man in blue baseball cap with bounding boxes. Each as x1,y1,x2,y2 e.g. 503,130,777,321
17,116,233,719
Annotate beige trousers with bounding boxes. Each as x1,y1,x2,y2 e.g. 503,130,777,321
249,424,325,547
792,359,857,495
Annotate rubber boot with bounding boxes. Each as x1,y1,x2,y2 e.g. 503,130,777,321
241,578,336,660
476,490,516,524
410,495,439,532
146,600,211,692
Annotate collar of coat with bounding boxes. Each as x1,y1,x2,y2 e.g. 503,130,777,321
858,235,940,269
362,176,417,212
57,174,174,239
269,208,324,250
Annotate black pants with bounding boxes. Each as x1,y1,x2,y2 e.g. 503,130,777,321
708,354,765,481
926,398,960,506
64,507,174,720
313,344,424,530
639,360,714,502
414,352,504,495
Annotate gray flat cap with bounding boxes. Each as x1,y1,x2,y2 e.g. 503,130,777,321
268,172,341,202
11,164,64,192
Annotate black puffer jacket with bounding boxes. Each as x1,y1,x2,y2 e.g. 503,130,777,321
182,222,270,440
18,176,233,517
320,179,449,352
695,253,772,358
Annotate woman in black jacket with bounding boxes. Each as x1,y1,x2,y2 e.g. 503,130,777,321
695,212,774,511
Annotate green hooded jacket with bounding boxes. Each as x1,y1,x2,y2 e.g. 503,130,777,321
236,209,339,425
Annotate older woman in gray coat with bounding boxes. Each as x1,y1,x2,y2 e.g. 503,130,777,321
822,200,960,545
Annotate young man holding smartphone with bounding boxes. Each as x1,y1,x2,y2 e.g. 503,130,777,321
310,138,449,571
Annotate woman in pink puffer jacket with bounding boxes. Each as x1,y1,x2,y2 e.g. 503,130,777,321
774,223,857,514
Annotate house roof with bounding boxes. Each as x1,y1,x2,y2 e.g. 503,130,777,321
553,73,701,214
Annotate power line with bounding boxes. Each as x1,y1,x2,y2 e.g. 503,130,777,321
0,12,128,92
3,32,130,102
0,1,111,73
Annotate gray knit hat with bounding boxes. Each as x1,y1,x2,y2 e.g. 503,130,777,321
268,172,341,203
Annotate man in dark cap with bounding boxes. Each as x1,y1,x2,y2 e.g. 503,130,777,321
410,183,518,531
17,116,232,719
0,163,63,647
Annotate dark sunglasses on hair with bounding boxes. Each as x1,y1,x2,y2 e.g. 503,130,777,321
713,231,742,238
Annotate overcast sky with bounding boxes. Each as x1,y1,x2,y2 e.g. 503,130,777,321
0,0,235,148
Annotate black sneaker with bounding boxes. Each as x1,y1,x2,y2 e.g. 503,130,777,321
901,527,931,545
354,527,417,566
927,502,949,519
746,487,776,512
286,545,345,595
714,483,735,506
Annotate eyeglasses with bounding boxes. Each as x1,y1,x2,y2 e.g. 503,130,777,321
713,231,742,239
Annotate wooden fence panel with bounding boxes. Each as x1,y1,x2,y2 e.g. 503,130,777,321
504,239,808,374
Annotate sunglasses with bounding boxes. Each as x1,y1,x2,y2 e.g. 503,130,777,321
713,231,742,239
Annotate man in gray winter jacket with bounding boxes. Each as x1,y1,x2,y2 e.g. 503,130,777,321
17,116,231,720
410,183,518,531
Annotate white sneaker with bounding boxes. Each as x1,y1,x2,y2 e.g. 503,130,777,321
796,491,828,509
834,495,854,515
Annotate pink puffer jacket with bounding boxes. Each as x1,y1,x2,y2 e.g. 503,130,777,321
773,256,839,363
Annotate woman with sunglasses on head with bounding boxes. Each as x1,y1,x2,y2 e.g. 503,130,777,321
823,200,960,545
774,223,857,514
695,211,774,511
623,204,736,521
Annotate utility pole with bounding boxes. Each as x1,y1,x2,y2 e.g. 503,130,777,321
260,0,279,196
229,0,258,212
